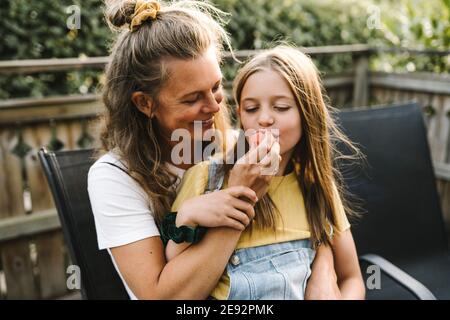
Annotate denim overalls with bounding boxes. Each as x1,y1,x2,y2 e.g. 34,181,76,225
206,158,316,300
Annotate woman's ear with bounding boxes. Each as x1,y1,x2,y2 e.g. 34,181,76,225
131,91,154,118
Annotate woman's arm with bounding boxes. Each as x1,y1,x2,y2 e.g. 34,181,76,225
165,240,191,261
332,229,366,299
165,186,257,262
112,139,277,299
111,186,257,299
112,227,242,299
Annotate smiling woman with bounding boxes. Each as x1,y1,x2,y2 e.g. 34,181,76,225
88,0,265,300
136,45,225,143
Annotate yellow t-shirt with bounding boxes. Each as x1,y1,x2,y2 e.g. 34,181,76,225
171,161,351,300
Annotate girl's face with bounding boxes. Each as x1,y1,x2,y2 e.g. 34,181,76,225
238,69,302,158
154,46,224,143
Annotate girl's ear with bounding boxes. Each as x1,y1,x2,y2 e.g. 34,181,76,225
236,105,241,116
131,91,154,118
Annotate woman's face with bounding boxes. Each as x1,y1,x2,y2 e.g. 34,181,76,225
154,46,224,143
238,69,302,158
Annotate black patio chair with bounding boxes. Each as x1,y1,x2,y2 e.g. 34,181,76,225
38,148,129,300
336,102,450,300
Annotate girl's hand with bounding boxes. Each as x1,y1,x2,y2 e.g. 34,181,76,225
229,132,281,199
176,186,258,231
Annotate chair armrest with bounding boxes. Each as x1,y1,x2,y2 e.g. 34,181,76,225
359,254,436,300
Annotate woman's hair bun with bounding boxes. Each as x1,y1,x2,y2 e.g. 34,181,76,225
104,0,137,30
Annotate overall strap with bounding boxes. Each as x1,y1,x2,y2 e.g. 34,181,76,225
205,158,225,193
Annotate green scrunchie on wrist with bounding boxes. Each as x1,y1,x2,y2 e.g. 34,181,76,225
160,212,207,246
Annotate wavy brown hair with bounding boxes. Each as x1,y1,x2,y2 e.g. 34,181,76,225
232,46,366,246
99,0,234,226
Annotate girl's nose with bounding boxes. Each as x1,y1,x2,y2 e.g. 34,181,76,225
258,112,275,127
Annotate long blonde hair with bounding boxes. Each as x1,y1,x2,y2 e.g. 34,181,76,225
100,0,233,226
233,46,365,246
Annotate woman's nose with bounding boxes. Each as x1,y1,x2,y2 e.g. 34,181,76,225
202,91,222,114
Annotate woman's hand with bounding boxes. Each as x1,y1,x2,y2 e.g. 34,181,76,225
176,186,258,231
305,244,342,300
228,132,281,199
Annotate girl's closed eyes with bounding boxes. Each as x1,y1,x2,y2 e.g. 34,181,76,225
242,104,293,113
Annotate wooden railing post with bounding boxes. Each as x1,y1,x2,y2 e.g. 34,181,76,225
352,52,370,108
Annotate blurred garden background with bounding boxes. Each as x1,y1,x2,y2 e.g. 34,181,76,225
1,0,450,99
0,0,450,299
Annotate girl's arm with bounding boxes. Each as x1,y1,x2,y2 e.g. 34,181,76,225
305,244,342,299
332,229,366,299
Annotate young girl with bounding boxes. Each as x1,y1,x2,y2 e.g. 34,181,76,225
164,46,365,300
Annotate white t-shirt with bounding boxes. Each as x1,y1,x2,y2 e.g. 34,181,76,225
87,151,185,300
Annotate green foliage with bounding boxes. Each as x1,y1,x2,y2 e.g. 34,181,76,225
0,0,448,99
215,0,375,48
215,0,378,80
370,0,450,73
0,0,110,99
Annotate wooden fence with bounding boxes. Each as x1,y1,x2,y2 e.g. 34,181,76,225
369,71,450,229
0,44,449,299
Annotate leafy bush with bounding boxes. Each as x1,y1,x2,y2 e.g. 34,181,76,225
0,0,448,99
0,0,110,99
370,0,450,73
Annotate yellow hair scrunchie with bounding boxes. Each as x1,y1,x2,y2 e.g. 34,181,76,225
130,0,161,32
